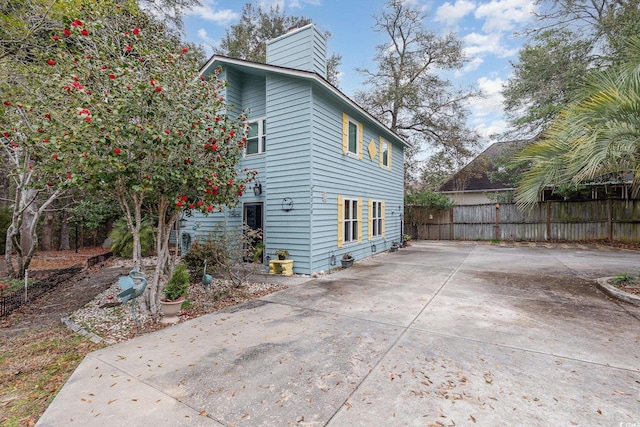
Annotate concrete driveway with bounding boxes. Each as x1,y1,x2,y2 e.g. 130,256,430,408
38,242,640,426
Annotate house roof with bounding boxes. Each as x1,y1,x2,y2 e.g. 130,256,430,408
439,140,529,193
199,55,409,149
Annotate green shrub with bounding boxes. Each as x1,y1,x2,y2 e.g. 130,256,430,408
164,263,190,301
109,217,154,258
183,238,227,280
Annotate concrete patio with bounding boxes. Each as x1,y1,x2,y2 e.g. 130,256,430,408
37,241,640,426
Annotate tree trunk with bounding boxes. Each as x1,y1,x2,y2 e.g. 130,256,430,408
59,209,70,250
20,189,37,259
148,196,178,316
41,205,55,251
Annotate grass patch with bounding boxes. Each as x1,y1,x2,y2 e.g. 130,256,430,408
0,325,104,426
613,272,637,286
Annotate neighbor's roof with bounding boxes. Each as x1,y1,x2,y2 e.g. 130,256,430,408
199,55,408,148
439,140,529,193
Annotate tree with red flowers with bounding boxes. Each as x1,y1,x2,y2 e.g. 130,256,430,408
2,8,255,314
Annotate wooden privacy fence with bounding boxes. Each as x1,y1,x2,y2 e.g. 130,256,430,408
405,200,640,242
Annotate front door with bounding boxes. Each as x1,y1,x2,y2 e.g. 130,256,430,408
243,203,264,262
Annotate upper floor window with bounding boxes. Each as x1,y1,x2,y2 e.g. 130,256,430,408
348,121,358,154
246,119,266,155
379,137,392,170
342,113,362,159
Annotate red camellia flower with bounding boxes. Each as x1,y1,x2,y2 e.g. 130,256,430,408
43,139,49,143
155,86,162,92
125,45,132,52
182,48,188,53
229,131,235,137
164,129,170,134
47,59,55,66
45,114,51,120
109,74,116,79
3,101,11,106
81,29,89,36
71,19,83,27
2,131,9,137
63,29,71,36
85,117,91,123
207,205,213,212
78,109,90,115
227,179,233,186
52,35,60,41
133,27,140,36
67,173,72,179
189,204,194,209
197,201,203,207
53,154,59,160
181,195,188,201
113,147,121,155
176,201,183,207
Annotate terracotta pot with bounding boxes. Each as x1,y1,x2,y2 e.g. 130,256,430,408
160,297,184,324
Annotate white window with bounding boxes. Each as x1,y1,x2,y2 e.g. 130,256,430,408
348,120,358,155
343,198,358,244
381,140,389,167
371,201,383,237
246,119,266,155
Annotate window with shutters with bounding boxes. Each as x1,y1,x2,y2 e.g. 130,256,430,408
343,198,358,244
371,200,383,237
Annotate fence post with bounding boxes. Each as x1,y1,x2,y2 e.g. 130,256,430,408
546,201,551,241
607,198,613,242
449,208,454,240
494,203,500,240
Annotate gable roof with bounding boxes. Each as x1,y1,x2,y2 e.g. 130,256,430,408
199,55,408,149
439,140,529,193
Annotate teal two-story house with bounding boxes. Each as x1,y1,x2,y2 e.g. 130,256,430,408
181,24,407,275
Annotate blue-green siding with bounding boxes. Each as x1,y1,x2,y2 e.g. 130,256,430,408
266,24,327,78
188,57,405,275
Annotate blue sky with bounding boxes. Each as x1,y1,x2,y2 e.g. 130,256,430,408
181,0,540,149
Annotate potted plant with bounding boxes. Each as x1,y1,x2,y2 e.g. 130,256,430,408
390,242,400,252
160,263,190,324
275,249,289,260
341,252,354,268
403,234,412,247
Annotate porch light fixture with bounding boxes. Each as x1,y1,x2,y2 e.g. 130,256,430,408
253,178,262,196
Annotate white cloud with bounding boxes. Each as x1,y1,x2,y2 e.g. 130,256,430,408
435,0,476,26
186,0,239,25
258,0,320,9
475,0,535,33
462,32,517,58
474,119,508,142
196,28,219,56
455,56,484,77
468,76,505,117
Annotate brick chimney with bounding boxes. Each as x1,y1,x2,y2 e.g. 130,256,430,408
266,24,327,78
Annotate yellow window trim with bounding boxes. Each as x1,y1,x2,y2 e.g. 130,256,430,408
381,200,386,237
342,113,348,154
357,123,363,160
342,112,363,159
337,196,344,248
367,199,373,241
379,137,392,170
357,198,363,243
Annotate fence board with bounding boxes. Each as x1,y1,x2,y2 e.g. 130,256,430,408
405,200,640,242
